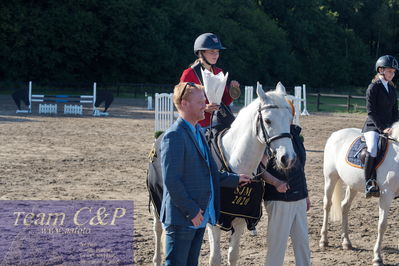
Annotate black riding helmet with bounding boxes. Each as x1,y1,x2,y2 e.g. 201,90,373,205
193,33,226,55
375,55,399,72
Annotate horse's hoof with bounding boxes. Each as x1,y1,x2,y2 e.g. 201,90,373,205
319,241,328,250
342,243,353,250
372,257,383,266
372,258,383,266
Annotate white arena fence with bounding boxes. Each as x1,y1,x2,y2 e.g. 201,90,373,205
154,93,174,132
153,83,309,131
295,84,309,116
16,81,108,116
244,86,254,107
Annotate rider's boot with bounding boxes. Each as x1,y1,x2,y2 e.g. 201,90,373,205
364,153,379,198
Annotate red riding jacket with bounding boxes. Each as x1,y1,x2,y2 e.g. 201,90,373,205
180,65,233,127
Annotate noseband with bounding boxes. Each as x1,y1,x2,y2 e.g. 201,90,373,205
256,104,293,150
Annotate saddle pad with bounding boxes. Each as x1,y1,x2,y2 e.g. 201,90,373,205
346,136,366,168
345,136,388,169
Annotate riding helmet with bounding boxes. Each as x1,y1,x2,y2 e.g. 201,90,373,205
375,55,399,72
194,33,226,55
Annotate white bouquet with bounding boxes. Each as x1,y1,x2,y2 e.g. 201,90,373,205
201,68,229,105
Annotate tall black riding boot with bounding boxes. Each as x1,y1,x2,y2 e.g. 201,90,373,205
364,153,379,198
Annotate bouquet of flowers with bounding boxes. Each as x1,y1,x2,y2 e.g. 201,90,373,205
201,68,229,105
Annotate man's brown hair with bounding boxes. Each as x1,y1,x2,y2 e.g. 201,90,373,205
173,82,204,109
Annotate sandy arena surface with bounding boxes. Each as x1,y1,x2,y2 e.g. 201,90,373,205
0,95,398,265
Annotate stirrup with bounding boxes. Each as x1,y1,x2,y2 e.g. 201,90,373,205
365,179,380,198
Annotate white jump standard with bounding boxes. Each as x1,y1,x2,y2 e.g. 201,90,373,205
154,93,174,132
16,81,109,116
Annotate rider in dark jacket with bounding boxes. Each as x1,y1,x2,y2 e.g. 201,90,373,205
362,55,399,198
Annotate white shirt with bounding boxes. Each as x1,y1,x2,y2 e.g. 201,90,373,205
379,77,389,93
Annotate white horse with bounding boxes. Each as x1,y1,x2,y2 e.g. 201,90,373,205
319,124,399,266
149,82,296,265
207,82,296,265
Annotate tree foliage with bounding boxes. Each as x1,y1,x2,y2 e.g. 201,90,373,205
0,0,398,89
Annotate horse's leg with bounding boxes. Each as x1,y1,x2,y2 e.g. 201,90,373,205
319,171,340,249
207,224,222,266
372,194,393,266
341,186,357,250
151,206,163,266
228,218,246,266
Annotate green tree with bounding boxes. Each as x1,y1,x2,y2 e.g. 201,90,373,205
259,0,371,87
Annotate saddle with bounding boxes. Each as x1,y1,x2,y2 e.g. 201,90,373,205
346,135,388,169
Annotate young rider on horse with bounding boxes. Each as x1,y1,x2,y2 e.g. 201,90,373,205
179,32,241,129
362,55,399,198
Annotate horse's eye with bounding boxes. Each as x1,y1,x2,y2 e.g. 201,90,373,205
265,119,271,125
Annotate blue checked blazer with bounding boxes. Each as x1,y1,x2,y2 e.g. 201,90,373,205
160,117,239,227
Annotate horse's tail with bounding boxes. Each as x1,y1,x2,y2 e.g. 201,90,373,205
330,178,343,222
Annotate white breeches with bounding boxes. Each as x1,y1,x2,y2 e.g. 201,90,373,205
364,131,379,157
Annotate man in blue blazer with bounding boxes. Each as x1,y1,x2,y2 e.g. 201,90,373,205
161,82,250,265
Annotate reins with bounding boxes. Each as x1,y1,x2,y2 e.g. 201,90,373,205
215,128,232,172
250,162,268,182
381,133,399,144
215,129,266,182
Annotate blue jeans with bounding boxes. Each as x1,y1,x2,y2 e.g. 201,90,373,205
164,225,205,266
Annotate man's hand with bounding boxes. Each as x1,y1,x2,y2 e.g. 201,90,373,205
275,180,290,193
191,209,204,227
239,174,251,186
262,170,290,193
306,197,311,212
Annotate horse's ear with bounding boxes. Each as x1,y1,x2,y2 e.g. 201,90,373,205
256,81,269,104
275,81,286,95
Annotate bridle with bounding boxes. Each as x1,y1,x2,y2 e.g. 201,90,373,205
256,104,293,152
245,103,294,181
214,103,294,181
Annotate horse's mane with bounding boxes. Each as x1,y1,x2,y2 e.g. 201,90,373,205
390,122,399,141
229,90,289,130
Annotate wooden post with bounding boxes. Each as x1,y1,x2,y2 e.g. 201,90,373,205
347,95,351,112
317,93,320,111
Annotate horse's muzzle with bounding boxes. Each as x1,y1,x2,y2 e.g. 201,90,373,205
276,152,296,169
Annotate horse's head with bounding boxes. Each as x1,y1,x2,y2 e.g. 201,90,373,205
255,82,296,169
